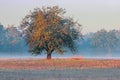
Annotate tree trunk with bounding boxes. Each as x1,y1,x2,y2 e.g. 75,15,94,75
47,53,52,60
46,49,54,60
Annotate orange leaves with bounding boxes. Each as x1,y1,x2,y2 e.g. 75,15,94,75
21,6,82,56
29,7,63,48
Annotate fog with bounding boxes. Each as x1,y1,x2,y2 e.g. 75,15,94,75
0,51,120,59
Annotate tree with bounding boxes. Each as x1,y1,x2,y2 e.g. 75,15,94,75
0,24,28,52
91,29,118,53
20,6,82,59
0,24,4,45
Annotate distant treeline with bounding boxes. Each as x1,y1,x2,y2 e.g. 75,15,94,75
0,23,120,53
0,24,28,53
78,29,120,53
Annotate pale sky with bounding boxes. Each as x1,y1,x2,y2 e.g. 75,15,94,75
0,0,120,34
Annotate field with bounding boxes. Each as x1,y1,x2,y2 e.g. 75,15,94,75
0,58,120,80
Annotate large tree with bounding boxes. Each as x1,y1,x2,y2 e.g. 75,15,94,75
20,6,82,59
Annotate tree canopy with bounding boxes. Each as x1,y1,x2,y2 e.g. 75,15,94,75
91,29,119,52
0,24,27,52
20,6,82,59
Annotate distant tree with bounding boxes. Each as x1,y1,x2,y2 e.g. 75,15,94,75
20,6,82,59
5,25,19,44
6,26,28,52
91,29,119,53
0,24,28,52
0,24,4,45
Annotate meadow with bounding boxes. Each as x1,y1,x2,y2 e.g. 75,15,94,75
0,68,120,80
0,58,120,69
0,58,120,80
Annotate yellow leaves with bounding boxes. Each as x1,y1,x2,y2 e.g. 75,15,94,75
21,6,82,55
30,7,63,46
34,13,47,29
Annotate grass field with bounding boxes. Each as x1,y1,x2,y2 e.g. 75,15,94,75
0,58,120,80
0,68,120,80
0,58,120,70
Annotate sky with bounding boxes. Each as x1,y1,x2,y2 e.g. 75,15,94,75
0,0,120,34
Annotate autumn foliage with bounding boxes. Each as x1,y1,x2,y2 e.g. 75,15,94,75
20,6,82,59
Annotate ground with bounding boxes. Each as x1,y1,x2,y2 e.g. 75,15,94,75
0,58,120,70
0,58,120,80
